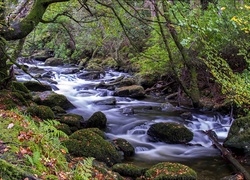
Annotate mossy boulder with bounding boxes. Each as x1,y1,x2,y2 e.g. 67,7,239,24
144,162,197,180
59,113,84,132
224,116,250,156
77,71,102,80
26,105,55,120
55,123,72,135
135,73,159,89
147,122,193,144
0,90,28,110
11,81,30,93
11,81,33,101
33,91,75,110
101,57,118,69
82,111,107,129
44,57,64,66
112,138,135,158
62,128,122,166
0,159,34,180
23,81,52,92
31,50,54,61
114,85,145,98
112,163,147,178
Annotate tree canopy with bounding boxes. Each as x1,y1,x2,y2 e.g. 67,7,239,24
0,0,250,111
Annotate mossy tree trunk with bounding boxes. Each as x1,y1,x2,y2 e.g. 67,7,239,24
0,0,69,88
158,0,201,108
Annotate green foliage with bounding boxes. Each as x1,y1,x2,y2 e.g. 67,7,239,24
0,109,95,179
73,157,95,180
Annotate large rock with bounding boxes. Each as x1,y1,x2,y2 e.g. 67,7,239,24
82,111,107,129
93,98,116,105
59,113,84,132
224,116,250,157
33,91,75,110
144,162,197,180
147,122,193,144
112,138,135,158
31,50,54,61
44,57,64,66
62,128,122,166
135,73,158,89
114,85,145,98
23,81,52,92
112,163,147,178
26,105,55,120
77,71,101,80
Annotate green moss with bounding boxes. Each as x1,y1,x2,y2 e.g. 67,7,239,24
23,81,52,92
63,129,122,166
59,113,83,130
112,163,147,178
145,162,197,180
0,90,28,109
26,105,55,120
112,138,135,157
11,81,30,93
40,92,75,110
224,116,250,154
0,159,31,179
55,123,72,135
84,111,107,129
147,122,193,144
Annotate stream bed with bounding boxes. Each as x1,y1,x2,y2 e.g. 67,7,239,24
16,61,250,179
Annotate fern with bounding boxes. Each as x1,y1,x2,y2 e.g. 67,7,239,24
39,120,68,139
73,157,95,180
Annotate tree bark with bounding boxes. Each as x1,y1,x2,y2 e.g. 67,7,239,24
0,0,69,41
206,130,250,180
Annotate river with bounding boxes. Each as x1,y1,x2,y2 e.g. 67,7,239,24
16,60,249,179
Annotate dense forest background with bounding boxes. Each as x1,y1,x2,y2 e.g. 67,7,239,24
1,0,249,113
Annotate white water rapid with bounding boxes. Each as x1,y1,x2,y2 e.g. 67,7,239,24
16,61,232,164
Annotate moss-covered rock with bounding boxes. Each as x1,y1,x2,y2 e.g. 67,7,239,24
0,90,28,110
114,85,145,98
101,57,118,69
11,81,33,102
144,162,197,180
26,105,55,120
147,122,193,144
82,111,107,129
44,57,64,66
92,160,124,180
224,116,250,156
112,138,135,158
51,106,66,114
112,163,147,178
0,159,34,180
31,50,53,61
135,73,159,89
55,123,72,135
59,113,84,132
23,81,52,92
33,91,75,110
63,128,122,166
11,81,30,93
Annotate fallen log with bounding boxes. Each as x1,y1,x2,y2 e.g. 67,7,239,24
206,130,250,180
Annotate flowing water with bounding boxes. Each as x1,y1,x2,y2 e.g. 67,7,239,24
16,61,250,179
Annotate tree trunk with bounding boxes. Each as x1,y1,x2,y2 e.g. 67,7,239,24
0,0,69,88
160,0,201,107
0,0,69,41
206,130,250,180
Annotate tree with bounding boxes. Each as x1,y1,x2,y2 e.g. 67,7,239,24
0,0,69,88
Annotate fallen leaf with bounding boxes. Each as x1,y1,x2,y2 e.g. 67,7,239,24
7,123,14,129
